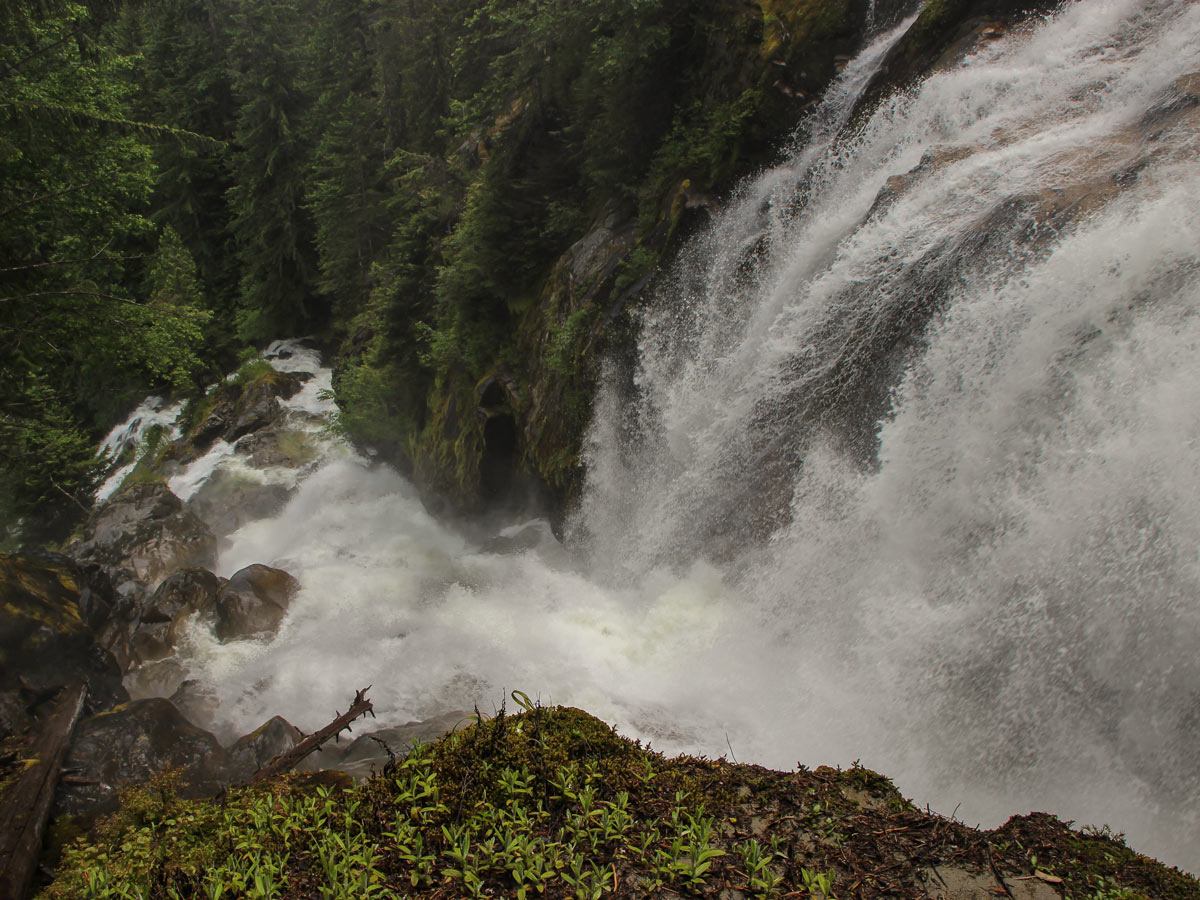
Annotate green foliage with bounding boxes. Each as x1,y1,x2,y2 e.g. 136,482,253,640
141,227,211,392
41,707,729,900
225,0,320,341
3,0,862,535
37,705,1198,900
0,2,212,541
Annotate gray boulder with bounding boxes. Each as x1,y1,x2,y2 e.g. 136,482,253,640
226,716,303,781
69,481,216,600
55,698,231,817
212,564,300,642
184,468,294,541
127,567,222,666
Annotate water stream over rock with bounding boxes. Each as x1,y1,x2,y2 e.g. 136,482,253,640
98,0,1200,872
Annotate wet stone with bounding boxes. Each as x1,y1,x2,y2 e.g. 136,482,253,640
212,564,300,642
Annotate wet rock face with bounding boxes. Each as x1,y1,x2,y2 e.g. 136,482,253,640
227,375,302,442
185,469,294,542
55,698,231,817
126,568,222,667
183,371,307,459
69,481,217,596
0,553,127,712
237,428,319,470
212,564,300,642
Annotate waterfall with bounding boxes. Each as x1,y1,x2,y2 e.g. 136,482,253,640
158,0,1199,872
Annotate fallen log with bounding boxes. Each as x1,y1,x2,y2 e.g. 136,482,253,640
0,680,88,900
247,686,375,783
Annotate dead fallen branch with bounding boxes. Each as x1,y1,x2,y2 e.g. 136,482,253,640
0,680,88,900
247,686,375,783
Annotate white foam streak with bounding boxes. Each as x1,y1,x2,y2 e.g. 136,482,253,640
95,398,186,502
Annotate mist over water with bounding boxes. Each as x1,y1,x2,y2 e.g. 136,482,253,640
158,0,1200,872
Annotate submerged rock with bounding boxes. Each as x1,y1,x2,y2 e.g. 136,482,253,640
212,563,300,642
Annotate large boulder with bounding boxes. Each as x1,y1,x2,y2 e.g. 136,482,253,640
226,374,301,441
55,698,231,818
212,564,300,642
236,427,320,470
179,370,307,459
69,481,217,598
0,553,127,721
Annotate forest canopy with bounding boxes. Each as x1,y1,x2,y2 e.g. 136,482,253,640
0,0,855,544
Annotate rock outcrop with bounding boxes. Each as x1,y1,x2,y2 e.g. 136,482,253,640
54,698,231,817
68,481,216,603
211,563,300,642
0,554,128,741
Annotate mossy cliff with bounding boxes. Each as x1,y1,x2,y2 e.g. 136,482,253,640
38,705,1200,899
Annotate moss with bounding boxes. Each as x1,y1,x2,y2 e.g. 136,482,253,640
0,554,85,634
37,704,1200,900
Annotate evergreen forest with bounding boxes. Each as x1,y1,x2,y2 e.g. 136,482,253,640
0,0,974,543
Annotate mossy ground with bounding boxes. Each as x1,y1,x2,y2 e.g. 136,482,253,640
37,704,1200,900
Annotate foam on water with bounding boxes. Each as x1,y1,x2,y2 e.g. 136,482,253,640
95,397,186,502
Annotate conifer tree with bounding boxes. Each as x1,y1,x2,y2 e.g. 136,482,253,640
0,1,209,541
225,0,319,341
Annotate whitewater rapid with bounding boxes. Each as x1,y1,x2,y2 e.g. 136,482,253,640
111,0,1200,873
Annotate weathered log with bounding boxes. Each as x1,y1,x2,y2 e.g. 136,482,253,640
247,686,375,783
0,680,88,900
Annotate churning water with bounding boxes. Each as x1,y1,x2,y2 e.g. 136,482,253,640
147,0,1200,871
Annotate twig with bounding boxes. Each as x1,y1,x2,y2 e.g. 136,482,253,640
985,841,1015,900
247,686,375,783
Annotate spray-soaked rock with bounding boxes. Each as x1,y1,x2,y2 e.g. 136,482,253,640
315,710,471,780
237,427,320,470
127,568,222,667
226,716,303,781
212,564,300,642
226,374,301,442
184,468,294,542
55,698,231,818
168,679,220,731
0,552,128,712
69,481,216,598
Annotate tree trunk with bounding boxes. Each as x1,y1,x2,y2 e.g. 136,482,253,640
0,680,88,900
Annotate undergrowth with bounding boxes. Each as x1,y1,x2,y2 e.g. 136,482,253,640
38,704,1200,900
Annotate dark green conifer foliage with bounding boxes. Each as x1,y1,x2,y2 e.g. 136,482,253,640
0,1,209,541
225,0,320,341
124,0,239,338
302,0,393,321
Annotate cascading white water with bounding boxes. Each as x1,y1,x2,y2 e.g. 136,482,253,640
156,0,1200,872
96,397,187,502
